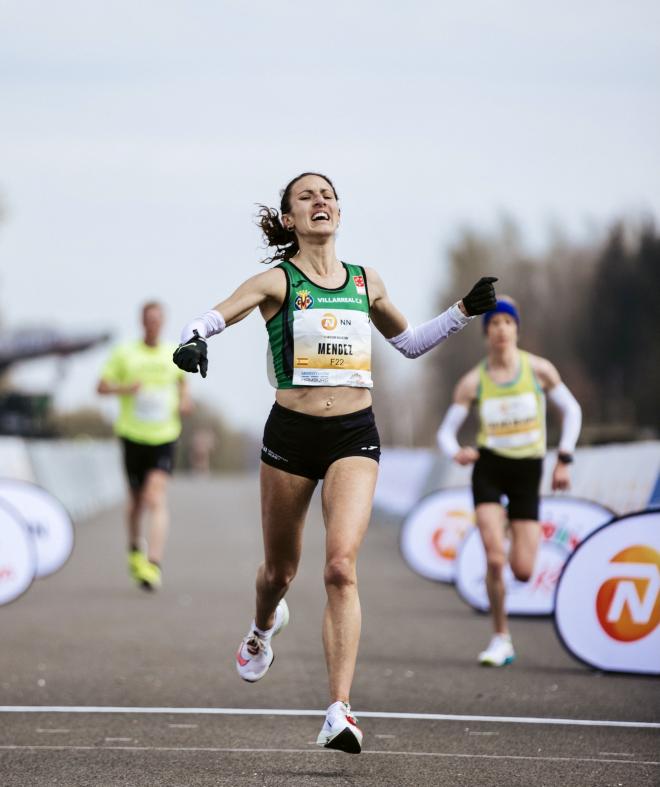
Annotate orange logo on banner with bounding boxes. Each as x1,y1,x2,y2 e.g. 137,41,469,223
321,313,337,331
431,510,472,560
596,545,660,642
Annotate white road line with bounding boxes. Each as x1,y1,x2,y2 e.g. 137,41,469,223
0,744,657,766
35,729,69,734
0,706,658,730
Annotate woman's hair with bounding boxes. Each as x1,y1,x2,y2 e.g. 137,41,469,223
497,294,519,310
256,172,339,264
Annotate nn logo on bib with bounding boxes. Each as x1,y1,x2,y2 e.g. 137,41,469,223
321,313,337,330
595,545,660,642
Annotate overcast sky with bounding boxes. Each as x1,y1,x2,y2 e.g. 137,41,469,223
1,1,659,435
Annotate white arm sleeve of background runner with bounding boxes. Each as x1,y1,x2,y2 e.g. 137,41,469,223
180,310,226,343
387,303,472,359
547,382,582,453
437,403,469,458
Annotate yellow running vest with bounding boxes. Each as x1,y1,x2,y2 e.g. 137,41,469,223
100,340,185,445
476,351,546,459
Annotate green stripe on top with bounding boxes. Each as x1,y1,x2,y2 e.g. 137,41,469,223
266,261,372,389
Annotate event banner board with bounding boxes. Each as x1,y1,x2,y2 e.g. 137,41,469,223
400,488,611,591
400,488,475,583
554,509,660,675
0,479,74,579
0,499,36,605
454,497,613,615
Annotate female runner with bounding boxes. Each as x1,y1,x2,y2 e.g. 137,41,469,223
174,172,497,752
437,296,581,666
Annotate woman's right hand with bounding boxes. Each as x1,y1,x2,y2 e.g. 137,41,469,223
173,331,209,378
454,446,479,466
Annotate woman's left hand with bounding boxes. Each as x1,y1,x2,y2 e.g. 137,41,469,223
552,461,571,491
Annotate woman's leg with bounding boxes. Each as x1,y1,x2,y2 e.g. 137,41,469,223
509,519,541,583
475,502,509,635
255,462,317,630
320,456,379,704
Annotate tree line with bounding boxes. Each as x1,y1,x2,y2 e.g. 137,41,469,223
374,217,660,447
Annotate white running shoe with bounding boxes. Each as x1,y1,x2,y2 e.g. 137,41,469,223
478,633,516,666
316,701,363,754
235,599,289,683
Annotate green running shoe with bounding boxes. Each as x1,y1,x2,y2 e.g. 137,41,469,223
128,549,148,583
137,560,162,591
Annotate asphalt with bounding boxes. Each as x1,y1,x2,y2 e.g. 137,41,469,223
1,475,658,786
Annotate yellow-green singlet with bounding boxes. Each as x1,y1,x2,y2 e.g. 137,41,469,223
100,340,185,445
476,350,546,459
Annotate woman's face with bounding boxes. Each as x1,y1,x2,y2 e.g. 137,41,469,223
282,174,339,240
486,312,518,350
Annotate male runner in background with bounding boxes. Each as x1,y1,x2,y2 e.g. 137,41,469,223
98,301,191,590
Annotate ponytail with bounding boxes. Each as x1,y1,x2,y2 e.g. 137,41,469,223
256,205,299,265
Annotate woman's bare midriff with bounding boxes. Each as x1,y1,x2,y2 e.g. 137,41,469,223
275,386,372,417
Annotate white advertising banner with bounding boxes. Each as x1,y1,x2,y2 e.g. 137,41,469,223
554,509,660,675
400,488,475,582
0,499,36,605
454,496,613,615
0,479,74,578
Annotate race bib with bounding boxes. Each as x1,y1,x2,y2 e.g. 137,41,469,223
481,392,541,449
292,308,372,387
133,388,173,423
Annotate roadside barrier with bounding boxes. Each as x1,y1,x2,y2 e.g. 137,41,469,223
0,479,74,579
0,498,36,606
554,509,660,675
0,437,125,605
454,496,613,615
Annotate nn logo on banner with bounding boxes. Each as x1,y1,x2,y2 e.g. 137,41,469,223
555,510,660,675
595,546,660,643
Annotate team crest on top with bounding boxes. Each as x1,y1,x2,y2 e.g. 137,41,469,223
295,289,314,310
353,275,366,295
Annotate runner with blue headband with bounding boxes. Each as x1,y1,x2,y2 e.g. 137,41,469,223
437,295,582,667
482,299,520,332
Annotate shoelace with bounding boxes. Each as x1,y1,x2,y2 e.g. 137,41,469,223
245,634,267,658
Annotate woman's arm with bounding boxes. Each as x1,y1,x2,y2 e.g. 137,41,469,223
437,368,480,464
180,268,286,343
367,267,497,357
174,268,286,376
530,355,582,490
530,355,582,455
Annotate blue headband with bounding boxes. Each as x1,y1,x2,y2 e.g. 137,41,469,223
483,300,520,331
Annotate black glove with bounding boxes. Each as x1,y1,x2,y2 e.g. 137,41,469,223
173,330,208,378
462,276,498,316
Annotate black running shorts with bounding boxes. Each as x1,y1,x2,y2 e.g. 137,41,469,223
261,402,381,480
121,438,176,491
471,448,543,521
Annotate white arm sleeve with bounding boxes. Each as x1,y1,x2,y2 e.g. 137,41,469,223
437,403,469,458
387,303,472,359
180,310,226,343
547,382,582,453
